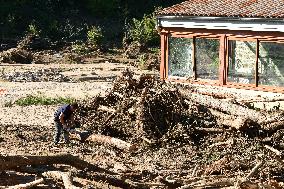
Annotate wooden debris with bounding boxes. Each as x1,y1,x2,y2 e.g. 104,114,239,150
43,171,80,189
0,153,107,172
5,178,44,189
85,134,137,151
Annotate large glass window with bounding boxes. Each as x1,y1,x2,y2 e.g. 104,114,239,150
258,42,284,87
168,37,193,78
228,40,256,84
196,38,219,80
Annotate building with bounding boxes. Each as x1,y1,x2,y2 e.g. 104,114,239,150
157,0,284,93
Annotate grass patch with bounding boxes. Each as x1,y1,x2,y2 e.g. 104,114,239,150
10,95,76,106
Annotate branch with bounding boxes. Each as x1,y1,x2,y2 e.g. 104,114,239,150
6,178,44,189
0,154,109,173
43,171,80,189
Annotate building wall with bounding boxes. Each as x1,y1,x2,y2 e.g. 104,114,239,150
160,27,284,93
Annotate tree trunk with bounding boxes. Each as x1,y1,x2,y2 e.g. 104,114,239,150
181,91,284,130
0,153,106,172
85,134,137,151
6,178,44,189
209,108,253,130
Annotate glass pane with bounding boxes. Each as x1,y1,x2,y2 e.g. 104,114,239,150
258,42,284,87
168,37,193,78
196,38,219,80
228,40,256,84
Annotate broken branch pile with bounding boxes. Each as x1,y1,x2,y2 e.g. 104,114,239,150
3,70,284,188
75,70,284,188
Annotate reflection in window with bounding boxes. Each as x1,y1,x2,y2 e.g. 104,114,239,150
196,38,219,80
168,37,193,78
228,40,256,84
258,42,284,87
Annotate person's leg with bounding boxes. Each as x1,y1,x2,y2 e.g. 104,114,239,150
63,130,70,143
54,121,62,144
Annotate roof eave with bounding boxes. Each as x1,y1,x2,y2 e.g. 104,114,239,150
156,15,284,22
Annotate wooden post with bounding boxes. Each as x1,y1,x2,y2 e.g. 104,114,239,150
219,34,226,85
192,36,197,80
255,39,259,87
160,33,166,80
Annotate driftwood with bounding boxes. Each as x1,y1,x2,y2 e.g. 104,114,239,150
209,138,234,148
5,178,44,189
85,134,137,151
0,153,107,172
177,177,235,189
264,145,282,156
74,177,123,189
181,91,265,122
194,127,226,133
42,171,80,189
209,108,253,130
245,160,264,180
181,90,284,131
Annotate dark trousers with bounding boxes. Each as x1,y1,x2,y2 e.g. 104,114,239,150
54,121,69,144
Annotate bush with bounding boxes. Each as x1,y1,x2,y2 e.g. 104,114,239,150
27,23,41,36
71,42,90,54
125,11,159,48
87,26,103,48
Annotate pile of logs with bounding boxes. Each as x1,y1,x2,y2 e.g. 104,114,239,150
2,70,284,188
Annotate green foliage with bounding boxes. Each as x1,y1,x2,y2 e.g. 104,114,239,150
27,23,41,35
137,54,147,70
71,42,90,54
10,95,76,106
126,11,159,47
87,26,103,48
0,0,184,46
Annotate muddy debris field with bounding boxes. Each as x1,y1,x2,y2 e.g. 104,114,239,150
1,70,284,188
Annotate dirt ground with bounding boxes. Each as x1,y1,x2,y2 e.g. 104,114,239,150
2,52,284,188
0,55,167,188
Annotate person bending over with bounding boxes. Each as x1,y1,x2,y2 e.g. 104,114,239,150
53,102,79,144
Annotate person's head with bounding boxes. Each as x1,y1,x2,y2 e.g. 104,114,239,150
70,102,79,111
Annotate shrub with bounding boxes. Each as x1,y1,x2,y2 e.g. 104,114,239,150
71,42,90,54
27,23,41,36
87,26,103,48
125,11,159,47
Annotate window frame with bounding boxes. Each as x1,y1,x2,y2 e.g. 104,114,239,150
167,34,221,84
226,38,259,87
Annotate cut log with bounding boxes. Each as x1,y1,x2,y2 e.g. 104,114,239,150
245,160,264,180
74,177,122,189
0,153,107,173
181,91,264,122
181,91,284,130
177,177,235,189
209,108,253,130
194,127,225,133
85,134,137,151
98,106,116,113
42,171,80,189
6,178,44,189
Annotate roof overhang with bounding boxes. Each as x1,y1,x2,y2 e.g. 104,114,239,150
157,16,284,33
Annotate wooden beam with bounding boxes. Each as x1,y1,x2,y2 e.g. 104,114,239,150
160,34,166,80
255,39,259,87
192,36,196,80
219,34,226,85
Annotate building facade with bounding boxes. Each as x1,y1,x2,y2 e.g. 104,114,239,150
157,0,284,92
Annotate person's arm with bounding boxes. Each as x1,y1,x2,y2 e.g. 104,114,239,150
59,112,68,129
